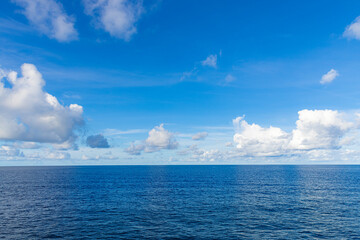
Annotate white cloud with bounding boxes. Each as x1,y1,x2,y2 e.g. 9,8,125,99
45,151,70,160
344,16,360,40
12,0,78,42
0,63,84,149
201,54,217,68
192,132,208,140
289,110,353,150
233,110,355,157
233,117,290,157
145,124,178,152
177,144,225,162
124,124,178,155
320,69,339,84
83,0,143,41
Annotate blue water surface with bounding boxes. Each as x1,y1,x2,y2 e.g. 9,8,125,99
0,165,360,239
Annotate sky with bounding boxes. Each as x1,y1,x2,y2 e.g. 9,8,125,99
1,0,360,165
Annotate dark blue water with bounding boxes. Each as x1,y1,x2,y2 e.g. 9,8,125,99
0,165,360,239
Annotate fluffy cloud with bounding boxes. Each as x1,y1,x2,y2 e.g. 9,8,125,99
233,110,355,157
12,0,78,42
83,0,143,40
0,63,84,148
125,124,178,155
344,16,360,40
192,132,208,140
86,134,110,148
201,54,217,68
320,69,339,84
288,110,353,150
233,117,290,157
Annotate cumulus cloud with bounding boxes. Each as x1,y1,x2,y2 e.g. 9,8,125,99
124,124,178,155
233,110,355,157
192,132,208,140
320,69,339,84
0,63,84,149
86,134,110,148
344,16,360,40
83,0,143,41
201,54,217,68
12,0,78,42
233,116,290,157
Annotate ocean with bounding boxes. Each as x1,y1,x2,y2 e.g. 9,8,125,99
0,165,359,239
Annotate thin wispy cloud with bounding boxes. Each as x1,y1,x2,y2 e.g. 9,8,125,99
320,69,339,84
11,0,78,42
104,128,147,136
201,54,217,68
224,74,235,83
192,132,208,141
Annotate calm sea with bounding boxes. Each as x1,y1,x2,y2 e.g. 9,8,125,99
0,165,360,239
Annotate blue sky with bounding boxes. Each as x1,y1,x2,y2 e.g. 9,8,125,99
1,0,360,165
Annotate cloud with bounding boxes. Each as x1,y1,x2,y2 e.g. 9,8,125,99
289,110,353,150
13,141,41,149
224,74,235,83
45,151,70,160
233,109,355,157
0,63,84,149
201,54,217,68
103,128,147,136
12,0,78,42
344,16,360,40
320,69,339,84
82,152,118,160
86,134,110,148
192,132,208,140
233,117,290,157
124,142,145,155
145,124,178,152
0,146,24,157
83,0,143,41
177,144,222,162
124,124,178,155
